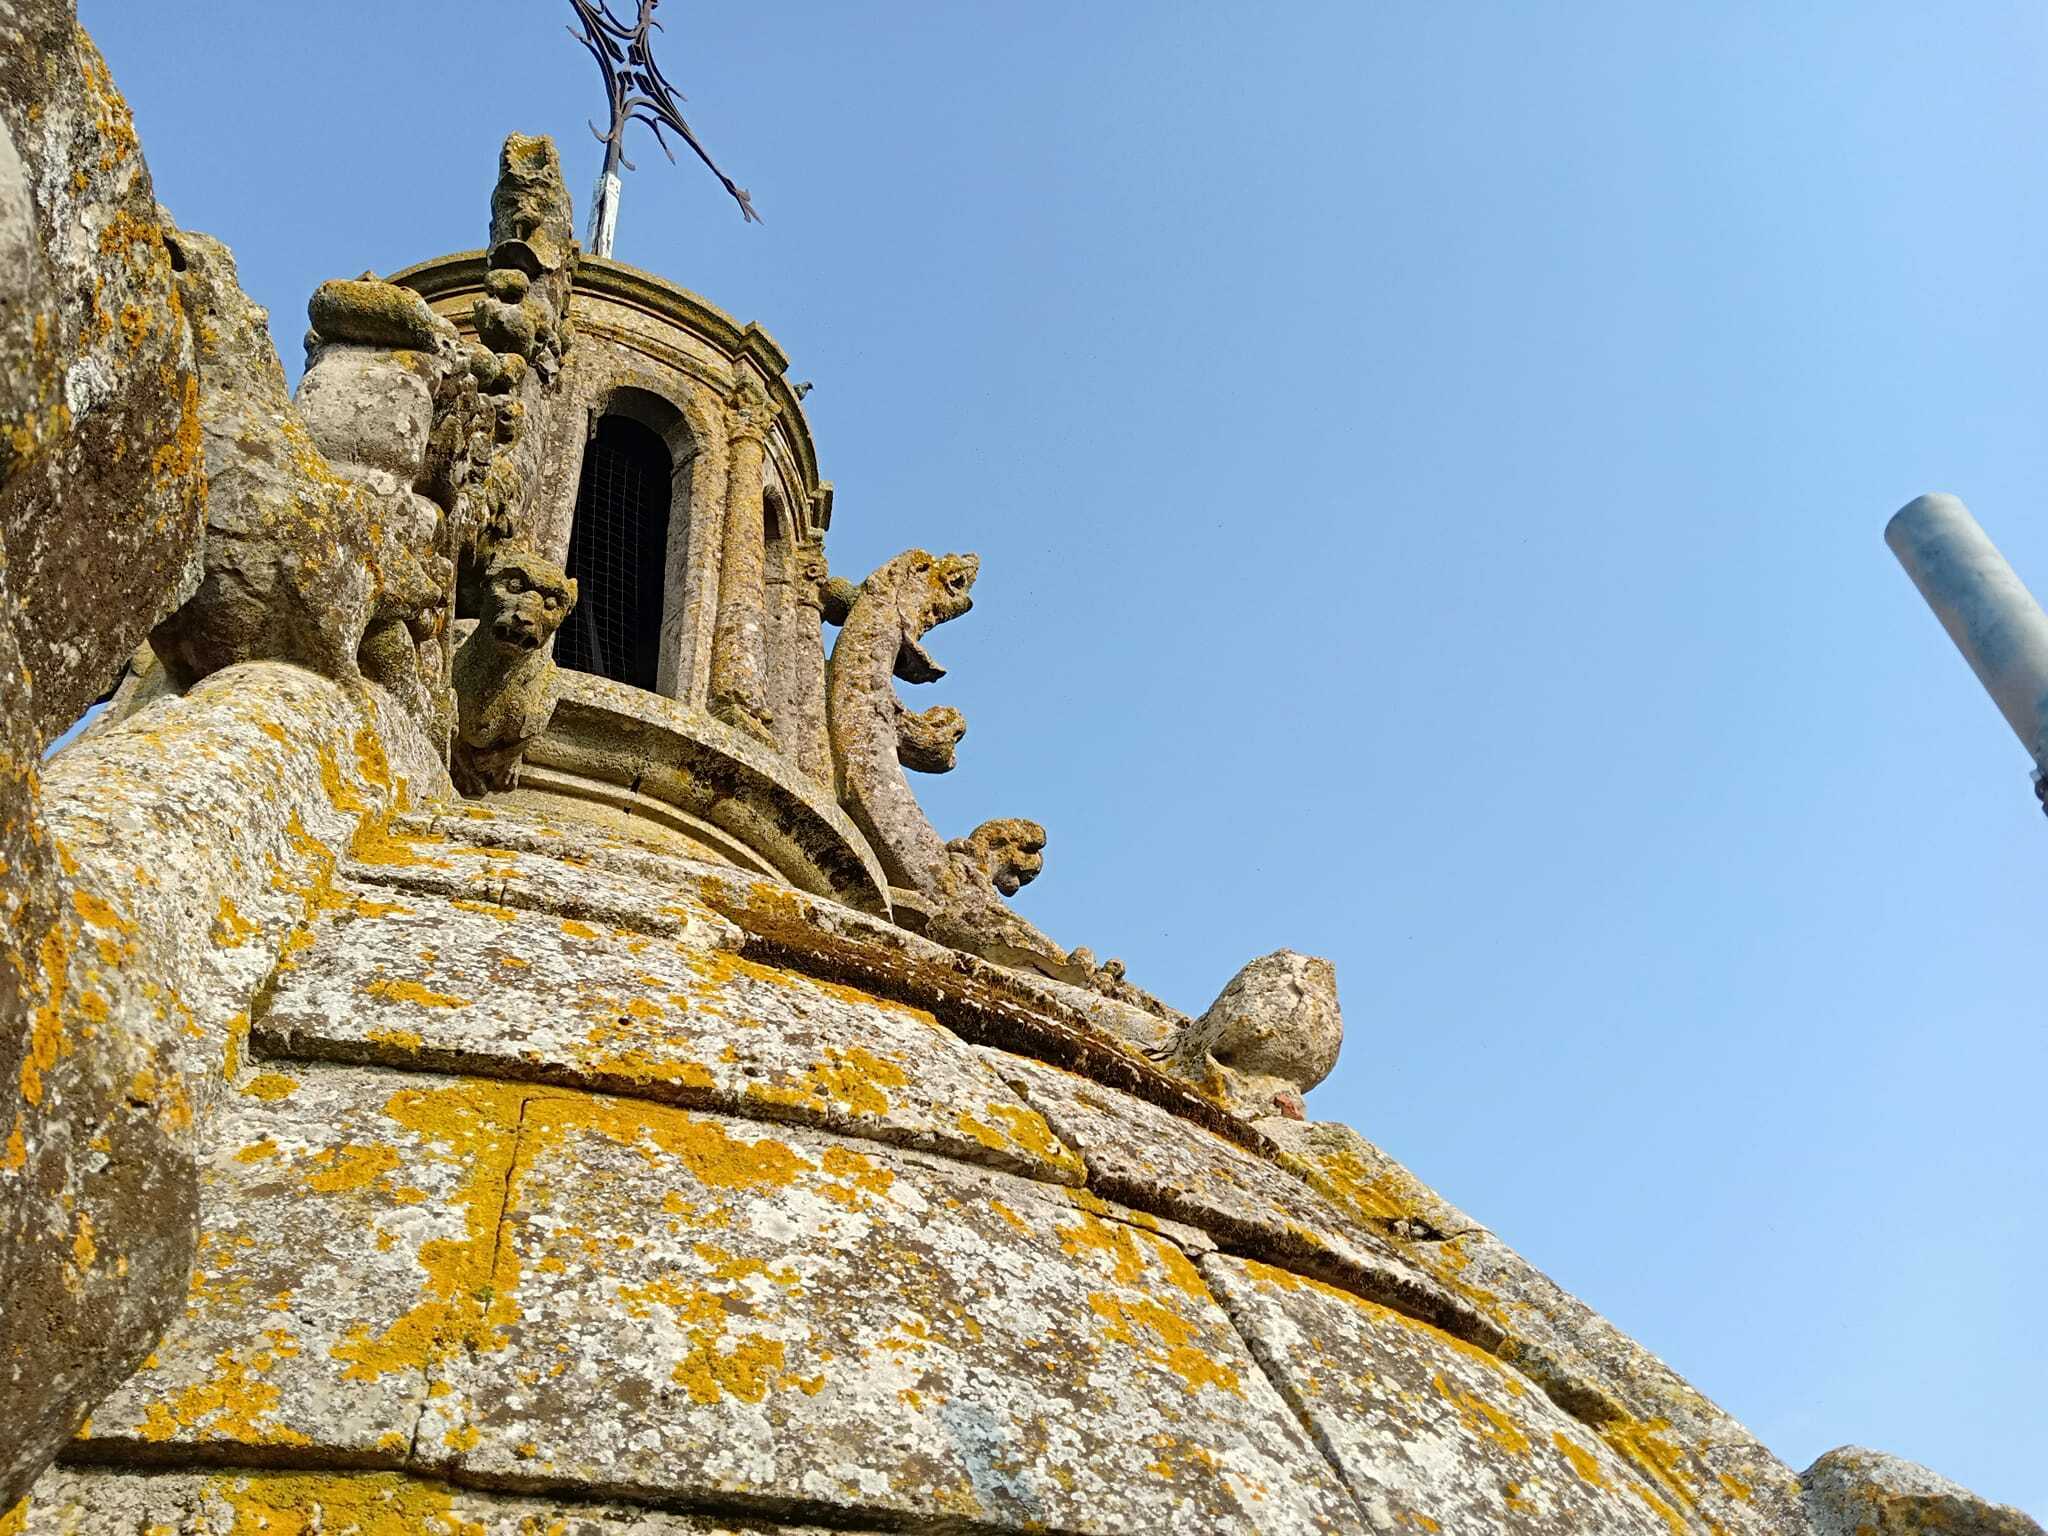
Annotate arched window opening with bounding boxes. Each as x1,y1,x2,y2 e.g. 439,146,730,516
558,415,672,690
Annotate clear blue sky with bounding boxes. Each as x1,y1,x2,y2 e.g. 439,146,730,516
87,2,2045,1513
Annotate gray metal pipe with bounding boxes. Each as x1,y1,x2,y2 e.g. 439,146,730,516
1885,492,2048,770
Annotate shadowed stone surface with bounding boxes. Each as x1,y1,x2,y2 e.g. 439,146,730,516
427,1094,1365,1534
1803,1447,2045,1536
78,1065,524,1460
0,1,204,746
23,1467,851,1534
257,891,1085,1182
985,1050,1498,1351
1204,1255,1679,1536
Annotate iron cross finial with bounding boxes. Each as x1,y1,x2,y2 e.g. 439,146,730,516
567,0,760,257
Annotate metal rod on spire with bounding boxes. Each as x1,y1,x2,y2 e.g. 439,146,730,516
566,0,759,259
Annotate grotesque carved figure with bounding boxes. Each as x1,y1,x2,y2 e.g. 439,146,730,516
826,550,1077,976
898,703,966,774
451,549,577,796
150,231,385,689
1174,950,1344,1122
948,817,1047,896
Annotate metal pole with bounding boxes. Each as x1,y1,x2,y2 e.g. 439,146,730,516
588,136,622,259
1885,492,2048,773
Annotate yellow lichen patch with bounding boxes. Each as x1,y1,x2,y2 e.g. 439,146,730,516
0,1498,23,1536
1085,1292,1241,1397
364,977,470,1010
450,898,519,922
817,1143,896,1210
692,1241,800,1292
212,895,260,949
241,1073,300,1102
136,1347,312,1447
70,886,133,933
365,1025,424,1050
302,1144,403,1195
199,1471,484,1536
988,1197,1031,1235
1058,1211,1149,1286
551,1097,813,1198
20,920,77,1106
1554,1431,1614,1489
671,1330,790,1406
1430,1370,1532,1457
559,919,600,940
744,1044,909,1122
349,818,450,870
327,1081,527,1381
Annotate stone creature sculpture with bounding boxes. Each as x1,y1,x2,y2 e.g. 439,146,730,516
452,136,578,618
150,232,398,690
1170,950,1343,1122
451,548,578,796
825,550,1075,975
947,818,1047,895
297,276,467,731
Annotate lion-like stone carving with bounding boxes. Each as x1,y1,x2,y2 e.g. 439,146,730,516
898,703,966,774
947,817,1046,896
451,548,577,796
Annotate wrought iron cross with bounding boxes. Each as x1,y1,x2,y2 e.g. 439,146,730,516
568,0,759,258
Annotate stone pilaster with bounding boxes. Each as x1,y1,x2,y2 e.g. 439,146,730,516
707,372,778,743
773,541,834,784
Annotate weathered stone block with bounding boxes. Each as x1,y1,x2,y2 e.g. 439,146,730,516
23,1467,849,1535
1803,1446,2044,1536
986,1050,1494,1348
257,891,1085,1182
427,1094,1365,1533
1268,1116,1811,1533
344,824,733,940
78,1067,525,1460
0,5,205,746
1204,1255,1684,1535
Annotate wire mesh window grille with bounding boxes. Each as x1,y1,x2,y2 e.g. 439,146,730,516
558,415,672,691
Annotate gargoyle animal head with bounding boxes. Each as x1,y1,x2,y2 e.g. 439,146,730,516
948,817,1047,897
483,548,576,653
890,550,979,684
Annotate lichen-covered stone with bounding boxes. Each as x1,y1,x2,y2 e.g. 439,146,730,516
79,1065,523,1459
2,659,441,1507
1265,1115,1811,1532
1205,1255,1680,1535
1803,1447,2044,1536
987,1050,1496,1351
0,1,204,746
256,891,1084,1182
427,1094,1364,1533
23,1466,845,1534
344,823,732,941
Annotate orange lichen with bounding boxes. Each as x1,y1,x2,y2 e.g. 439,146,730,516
241,1073,299,1102
326,1080,527,1382
136,1347,311,1447
198,1471,484,1536
364,977,470,1010
1085,1292,1241,1397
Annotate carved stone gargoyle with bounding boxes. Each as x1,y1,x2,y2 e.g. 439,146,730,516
451,548,577,796
825,549,1076,975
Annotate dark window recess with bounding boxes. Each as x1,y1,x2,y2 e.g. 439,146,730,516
557,415,671,690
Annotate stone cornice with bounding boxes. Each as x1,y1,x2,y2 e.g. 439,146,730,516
389,249,823,515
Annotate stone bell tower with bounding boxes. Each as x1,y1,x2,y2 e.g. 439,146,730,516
5,9,2038,1529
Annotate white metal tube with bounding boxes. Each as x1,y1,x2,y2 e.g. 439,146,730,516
1885,492,2048,768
